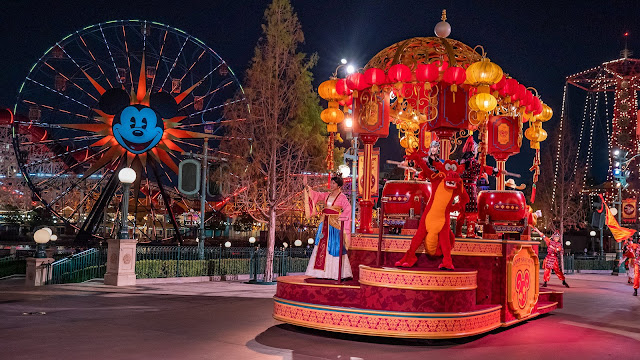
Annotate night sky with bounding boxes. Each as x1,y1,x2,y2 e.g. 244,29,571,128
1,0,639,183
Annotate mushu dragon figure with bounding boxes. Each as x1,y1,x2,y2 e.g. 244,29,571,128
395,152,469,270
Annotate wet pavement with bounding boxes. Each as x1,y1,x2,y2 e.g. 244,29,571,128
1,273,639,359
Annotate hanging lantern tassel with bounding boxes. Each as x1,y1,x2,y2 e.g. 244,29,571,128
529,148,541,202
326,132,335,171
531,184,536,204
326,132,336,189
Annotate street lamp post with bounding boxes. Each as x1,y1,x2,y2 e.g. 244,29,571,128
118,168,137,240
344,134,358,233
589,230,599,257
199,139,209,260
249,236,258,282
33,228,52,258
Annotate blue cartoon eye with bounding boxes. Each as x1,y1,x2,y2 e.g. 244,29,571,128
130,117,135,128
142,118,147,129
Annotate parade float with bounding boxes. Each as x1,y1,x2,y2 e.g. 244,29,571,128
273,11,562,339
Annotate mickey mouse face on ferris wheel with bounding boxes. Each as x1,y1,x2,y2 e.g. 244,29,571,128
98,89,178,154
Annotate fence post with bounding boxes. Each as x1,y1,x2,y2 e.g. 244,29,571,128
176,245,181,278
25,258,54,286
218,244,222,278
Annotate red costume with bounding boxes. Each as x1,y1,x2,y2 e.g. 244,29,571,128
621,241,639,295
542,231,568,287
395,152,469,270
456,137,499,237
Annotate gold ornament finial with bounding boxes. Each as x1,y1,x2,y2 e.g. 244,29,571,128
441,9,447,21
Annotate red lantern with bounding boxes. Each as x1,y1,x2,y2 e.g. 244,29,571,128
490,75,506,91
387,64,412,83
487,116,521,161
352,89,390,138
512,84,527,102
503,78,519,97
434,60,449,73
363,67,386,87
425,86,469,137
346,73,366,91
523,91,534,107
533,97,543,115
416,63,439,83
443,66,466,85
443,66,466,94
525,102,534,113
335,78,349,96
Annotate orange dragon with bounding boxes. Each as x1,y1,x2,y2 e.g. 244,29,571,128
395,152,469,270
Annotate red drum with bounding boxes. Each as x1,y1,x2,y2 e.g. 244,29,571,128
477,190,527,224
382,180,431,219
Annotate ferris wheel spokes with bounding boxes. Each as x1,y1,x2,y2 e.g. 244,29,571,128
14,20,246,240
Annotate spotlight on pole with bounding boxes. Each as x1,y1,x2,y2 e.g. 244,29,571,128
340,58,347,65
345,116,353,128
346,64,355,74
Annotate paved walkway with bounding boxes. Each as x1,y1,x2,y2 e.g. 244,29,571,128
1,273,639,359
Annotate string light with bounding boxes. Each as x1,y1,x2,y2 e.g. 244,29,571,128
604,90,611,181
577,90,598,206
552,83,568,207
570,91,590,195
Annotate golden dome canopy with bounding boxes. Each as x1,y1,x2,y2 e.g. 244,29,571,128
365,37,482,71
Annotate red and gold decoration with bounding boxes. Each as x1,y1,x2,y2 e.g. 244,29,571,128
357,148,380,202
275,10,562,340
507,246,539,319
273,297,502,339
349,233,504,257
622,197,637,223
487,116,522,190
359,265,477,290
329,26,551,227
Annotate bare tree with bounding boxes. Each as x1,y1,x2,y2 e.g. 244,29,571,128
536,120,587,240
222,0,321,282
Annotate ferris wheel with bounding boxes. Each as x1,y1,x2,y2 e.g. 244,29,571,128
12,20,245,241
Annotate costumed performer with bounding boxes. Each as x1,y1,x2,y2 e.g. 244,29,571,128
303,175,353,280
532,227,570,288
424,140,444,172
619,239,639,296
456,137,505,238
395,152,469,270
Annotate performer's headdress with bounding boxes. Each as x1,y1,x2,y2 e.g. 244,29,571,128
430,140,440,149
462,136,478,153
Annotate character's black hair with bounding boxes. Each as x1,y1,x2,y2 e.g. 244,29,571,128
331,175,343,187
